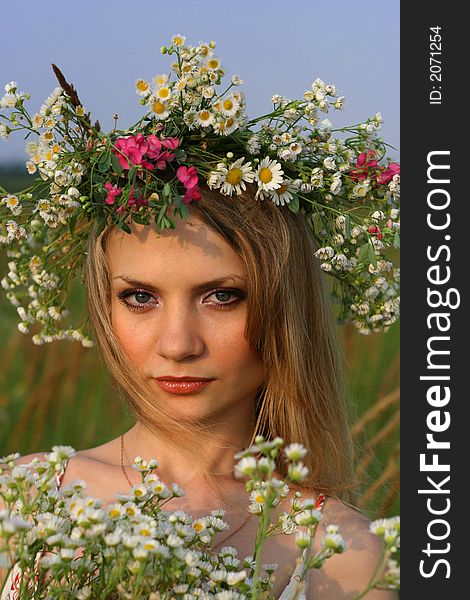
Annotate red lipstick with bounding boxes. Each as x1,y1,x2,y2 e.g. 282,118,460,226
154,376,214,395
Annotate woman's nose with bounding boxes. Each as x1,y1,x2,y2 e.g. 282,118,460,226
153,302,205,361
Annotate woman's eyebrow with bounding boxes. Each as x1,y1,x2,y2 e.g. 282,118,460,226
112,274,247,293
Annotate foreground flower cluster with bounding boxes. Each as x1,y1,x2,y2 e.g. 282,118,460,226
0,440,399,599
0,34,399,344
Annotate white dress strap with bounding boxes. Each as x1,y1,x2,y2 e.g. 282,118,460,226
278,560,306,599
278,493,327,599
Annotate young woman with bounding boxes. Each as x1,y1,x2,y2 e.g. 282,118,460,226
4,186,397,599
1,34,400,598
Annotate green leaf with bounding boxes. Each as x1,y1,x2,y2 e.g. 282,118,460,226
367,243,378,267
95,214,107,237
172,193,184,210
111,153,123,174
132,213,150,225
69,213,78,236
358,243,371,264
171,195,189,221
163,183,172,198
128,167,137,184
287,195,300,214
161,216,176,229
98,151,112,173
311,212,324,237
394,230,400,249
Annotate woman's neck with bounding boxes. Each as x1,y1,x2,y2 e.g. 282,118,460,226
123,413,255,488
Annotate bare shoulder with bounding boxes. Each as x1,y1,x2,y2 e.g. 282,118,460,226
12,451,50,466
306,497,398,600
11,442,124,499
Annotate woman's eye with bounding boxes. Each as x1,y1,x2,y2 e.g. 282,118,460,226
134,291,152,304
118,289,155,310
206,289,244,308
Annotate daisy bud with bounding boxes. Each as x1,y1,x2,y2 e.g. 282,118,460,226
295,531,310,549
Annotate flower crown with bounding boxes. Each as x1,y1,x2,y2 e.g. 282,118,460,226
0,34,400,346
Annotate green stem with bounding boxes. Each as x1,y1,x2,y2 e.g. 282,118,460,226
252,490,275,599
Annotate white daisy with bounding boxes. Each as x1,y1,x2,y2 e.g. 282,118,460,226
246,134,261,155
0,92,17,108
309,167,324,188
219,158,255,196
213,117,239,136
207,170,223,190
183,109,198,130
4,81,17,93
200,85,215,99
220,95,240,117
255,157,284,195
154,73,170,87
174,78,187,92
269,180,297,206
183,90,202,106
206,57,221,71
304,90,315,101
351,181,371,198
323,156,336,171
196,109,214,128
281,132,293,144
155,86,171,101
3,194,22,216
135,79,150,96
0,123,9,139
284,443,307,461
149,99,170,121
334,96,346,110
171,34,186,46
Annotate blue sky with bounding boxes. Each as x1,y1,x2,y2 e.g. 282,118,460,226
0,0,399,163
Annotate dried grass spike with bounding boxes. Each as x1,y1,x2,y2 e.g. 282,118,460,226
51,64,82,108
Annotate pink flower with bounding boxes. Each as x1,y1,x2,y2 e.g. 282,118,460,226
146,135,162,159
127,186,148,208
177,165,201,204
104,182,122,205
357,150,378,168
113,134,149,169
146,135,177,168
156,151,175,170
368,224,383,240
177,165,198,189
161,137,180,150
376,163,400,185
182,186,202,204
350,150,379,182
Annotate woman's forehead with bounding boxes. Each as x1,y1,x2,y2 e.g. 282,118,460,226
106,215,245,279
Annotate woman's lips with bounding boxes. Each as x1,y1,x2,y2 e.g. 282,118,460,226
154,379,214,395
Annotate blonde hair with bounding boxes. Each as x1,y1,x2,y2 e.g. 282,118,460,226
84,185,354,499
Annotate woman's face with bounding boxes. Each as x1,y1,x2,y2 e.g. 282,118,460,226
107,212,265,422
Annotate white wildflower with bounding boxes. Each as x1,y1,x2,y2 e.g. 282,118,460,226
315,246,334,260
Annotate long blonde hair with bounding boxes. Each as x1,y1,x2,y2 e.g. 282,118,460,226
84,185,354,499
